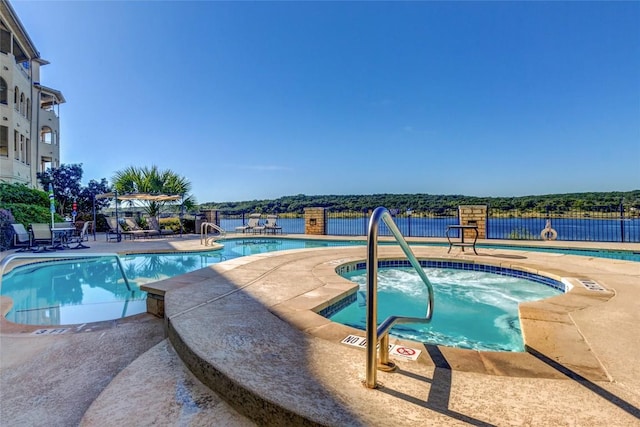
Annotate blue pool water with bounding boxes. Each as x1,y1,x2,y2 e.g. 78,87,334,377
329,267,562,352
0,238,359,325
0,237,634,326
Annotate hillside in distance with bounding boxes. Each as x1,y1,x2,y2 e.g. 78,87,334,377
200,190,640,214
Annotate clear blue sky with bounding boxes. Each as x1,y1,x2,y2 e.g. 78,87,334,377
11,1,640,203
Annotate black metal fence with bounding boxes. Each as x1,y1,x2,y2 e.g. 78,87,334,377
489,205,639,242
218,204,639,243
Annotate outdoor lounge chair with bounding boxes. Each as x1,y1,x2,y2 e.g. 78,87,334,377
11,223,32,251
235,213,262,233
147,216,174,236
124,218,158,239
105,217,126,241
264,214,282,234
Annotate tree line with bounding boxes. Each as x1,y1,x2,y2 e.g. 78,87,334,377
201,190,640,215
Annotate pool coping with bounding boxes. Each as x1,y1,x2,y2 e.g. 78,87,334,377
3,235,640,425
153,244,639,425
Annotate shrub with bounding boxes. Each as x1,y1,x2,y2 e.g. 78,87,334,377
0,182,49,206
159,217,183,233
1,203,63,227
0,209,16,251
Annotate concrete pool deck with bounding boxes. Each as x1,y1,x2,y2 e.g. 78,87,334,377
1,234,639,425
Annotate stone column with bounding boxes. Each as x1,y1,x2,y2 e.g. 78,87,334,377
304,207,327,235
200,209,220,226
458,205,487,239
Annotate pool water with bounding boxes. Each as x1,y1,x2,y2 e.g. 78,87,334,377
0,238,360,326
2,257,147,325
0,237,630,326
329,267,562,352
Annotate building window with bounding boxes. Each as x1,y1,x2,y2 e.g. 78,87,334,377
25,138,30,165
0,77,7,104
14,87,18,110
26,98,31,119
0,126,7,157
20,134,25,162
14,130,18,160
41,126,53,143
20,93,25,115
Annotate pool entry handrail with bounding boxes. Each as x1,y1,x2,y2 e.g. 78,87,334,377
0,252,132,291
365,207,435,389
200,222,226,246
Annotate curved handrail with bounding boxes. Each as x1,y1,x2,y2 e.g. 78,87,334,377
365,206,435,389
200,222,226,245
0,252,132,291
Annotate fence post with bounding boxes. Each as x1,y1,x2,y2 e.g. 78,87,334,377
363,209,368,236
620,199,625,243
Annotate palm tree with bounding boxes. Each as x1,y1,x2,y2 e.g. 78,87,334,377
112,166,193,218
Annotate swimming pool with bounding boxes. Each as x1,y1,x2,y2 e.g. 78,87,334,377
0,237,634,326
0,238,361,325
327,262,563,352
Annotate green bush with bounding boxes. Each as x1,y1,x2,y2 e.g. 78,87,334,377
0,209,16,251
159,217,182,233
0,182,49,206
1,203,63,228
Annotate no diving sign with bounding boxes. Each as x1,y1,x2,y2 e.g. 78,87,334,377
390,345,420,360
340,334,421,361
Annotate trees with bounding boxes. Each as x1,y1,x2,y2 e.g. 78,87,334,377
37,163,83,217
0,182,64,230
78,178,112,216
111,165,194,218
36,163,112,219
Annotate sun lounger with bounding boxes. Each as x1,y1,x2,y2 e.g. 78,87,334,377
147,217,174,236
105,217,125,242
264,215,282,234
235,213,262,233
124,218,159,239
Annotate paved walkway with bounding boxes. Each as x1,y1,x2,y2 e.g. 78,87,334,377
1,234,639,426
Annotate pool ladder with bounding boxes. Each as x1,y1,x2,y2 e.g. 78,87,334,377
365,207,435,389
200,222,226,246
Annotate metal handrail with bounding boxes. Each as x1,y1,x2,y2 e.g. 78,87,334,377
0,252,132,291
365,207,435,389
200,222,226,246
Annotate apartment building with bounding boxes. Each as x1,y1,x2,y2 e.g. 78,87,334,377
0,0,65,188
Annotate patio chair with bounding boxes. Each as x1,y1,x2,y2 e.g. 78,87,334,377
30,223,53,251
69,221,92,249
235,213,262,233
264,214,282,234
11,223,32,252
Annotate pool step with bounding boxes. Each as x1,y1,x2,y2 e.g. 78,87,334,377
80,339,254,426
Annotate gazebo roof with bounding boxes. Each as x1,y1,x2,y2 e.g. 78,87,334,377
95,193,181,201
